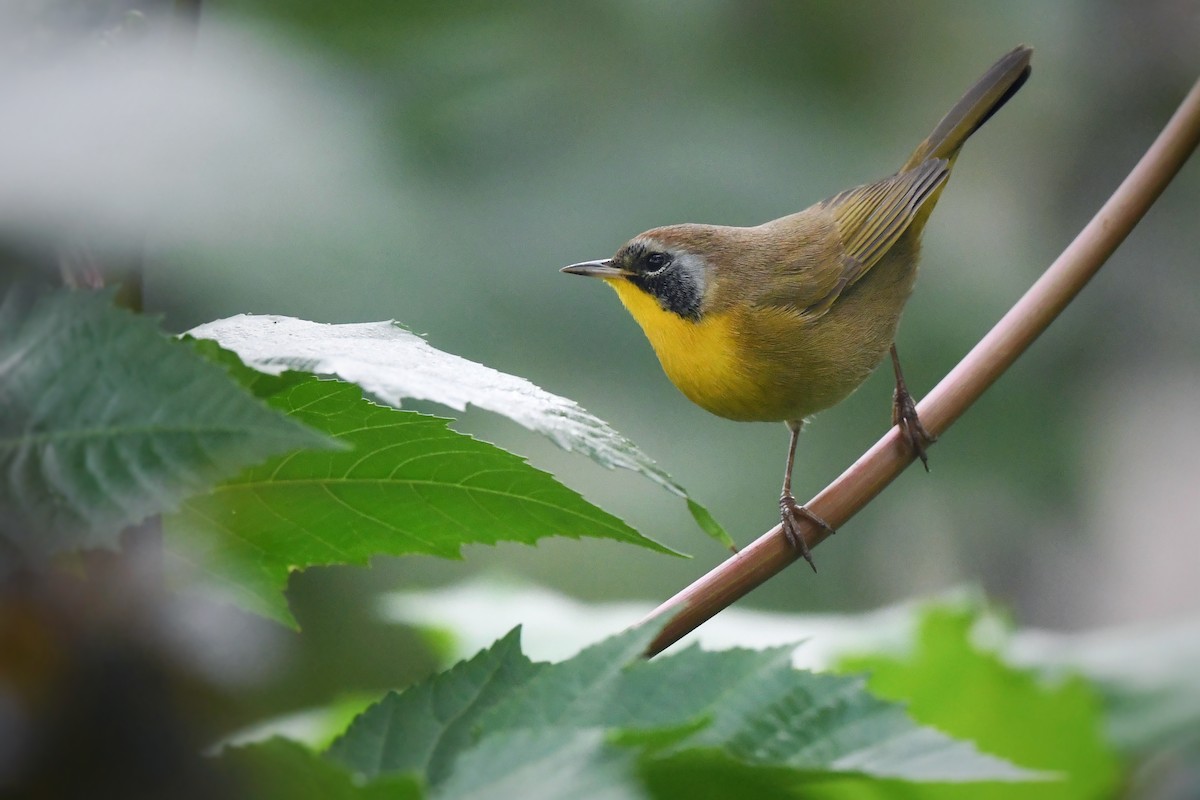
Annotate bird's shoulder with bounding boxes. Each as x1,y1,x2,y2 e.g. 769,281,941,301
714,205,846,317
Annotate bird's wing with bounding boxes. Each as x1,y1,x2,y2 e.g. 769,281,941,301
828,157,949,285
764,158,949,318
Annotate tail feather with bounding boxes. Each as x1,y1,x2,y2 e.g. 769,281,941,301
902,46,1032,171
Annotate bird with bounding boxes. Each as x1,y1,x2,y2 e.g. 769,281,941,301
561,46,1032,570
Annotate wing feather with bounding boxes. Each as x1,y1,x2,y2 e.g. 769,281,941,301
783,158,948,318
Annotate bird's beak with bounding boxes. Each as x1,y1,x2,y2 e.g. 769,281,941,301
560,259,632,278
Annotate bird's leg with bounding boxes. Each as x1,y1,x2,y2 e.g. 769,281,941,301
779,419,834,572
890,343,936,471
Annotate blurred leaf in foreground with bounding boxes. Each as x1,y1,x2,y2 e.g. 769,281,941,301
167,364,674,627
216,738,421,800
326,629,541,784
0,285,332,558
0,15,413,292
1006,616,1200,757
187,314,733,549
432,727,644,800
834,607,1119,800
328,625,1041,799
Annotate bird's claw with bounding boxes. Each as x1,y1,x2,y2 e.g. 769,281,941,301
779,494,834,572
892,385,936,471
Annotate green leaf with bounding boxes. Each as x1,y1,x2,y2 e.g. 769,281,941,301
686,498,732,551
330,625,1039,797
166,375,674,625
187,314,733,550
639,748,819,800
328,628,543,784
0,284,333,558
481,629,1037,783
188,336,314,401
477,624,661,730
216,695,379,753
328,630,648,799
834,606,1119,799
215,738,422,800
1006,616,1200,756
431,727,646,800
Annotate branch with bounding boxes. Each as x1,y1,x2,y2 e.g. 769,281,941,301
641,74,1200,658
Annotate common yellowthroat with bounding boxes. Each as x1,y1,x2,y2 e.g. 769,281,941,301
563,46,1032,569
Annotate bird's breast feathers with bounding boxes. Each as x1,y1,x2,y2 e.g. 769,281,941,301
606,277,855,421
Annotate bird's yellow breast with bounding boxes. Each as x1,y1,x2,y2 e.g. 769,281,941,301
607,278,803,422
606,274,893,423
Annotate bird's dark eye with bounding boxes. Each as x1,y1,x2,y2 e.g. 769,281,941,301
646,252,670,270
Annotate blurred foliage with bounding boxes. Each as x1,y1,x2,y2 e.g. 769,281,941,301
0,285,333,556
836,608,1118,799
217,738,422,800
320,621,1042,797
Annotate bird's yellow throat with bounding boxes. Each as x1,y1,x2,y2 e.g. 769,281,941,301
605,277,769,421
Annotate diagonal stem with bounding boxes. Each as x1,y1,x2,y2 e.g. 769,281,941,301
640,74,1200,659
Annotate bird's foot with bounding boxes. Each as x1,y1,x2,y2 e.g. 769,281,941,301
892,385,936,471
780,494,835,573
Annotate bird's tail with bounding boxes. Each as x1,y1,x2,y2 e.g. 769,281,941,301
902,45,1032,171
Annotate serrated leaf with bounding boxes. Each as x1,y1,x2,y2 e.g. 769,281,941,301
0,285,334,557
328,628,542,784
326,631,649,800
478,625,662,730
480,630,1037,783
166,376,675,625
214,738,422,800
187,314,733,549
835,607,1119,799
188,336,313,401
431,727,646,800
342,624,1038,793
